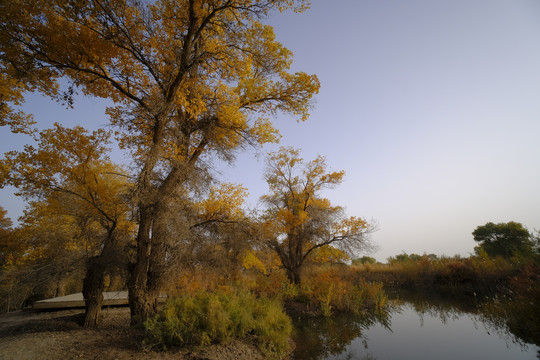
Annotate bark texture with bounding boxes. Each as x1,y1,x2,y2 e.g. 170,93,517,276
82,256,105,327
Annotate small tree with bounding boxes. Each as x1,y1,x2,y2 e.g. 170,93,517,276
261,147,374,284
473,221,533,259
352,256,376,265
0,125,132,326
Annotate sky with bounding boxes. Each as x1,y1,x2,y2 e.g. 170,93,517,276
2,0,540,261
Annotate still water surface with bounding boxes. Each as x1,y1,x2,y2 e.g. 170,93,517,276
293,296,539,360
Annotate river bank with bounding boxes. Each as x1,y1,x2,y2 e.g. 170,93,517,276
0,307,266,360
1,259,538,359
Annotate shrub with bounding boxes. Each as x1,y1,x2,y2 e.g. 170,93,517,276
276,265,389,317
144,288,292,358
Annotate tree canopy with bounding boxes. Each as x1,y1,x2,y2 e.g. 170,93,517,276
1,0,319,323
352,256,377,265
0,124,133,325
261,147,373,284
473,221,533,259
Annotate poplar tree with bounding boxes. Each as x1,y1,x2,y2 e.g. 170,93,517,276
262,147,373,284
1,0,319,323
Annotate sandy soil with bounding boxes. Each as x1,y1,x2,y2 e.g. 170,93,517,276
0,307,265,360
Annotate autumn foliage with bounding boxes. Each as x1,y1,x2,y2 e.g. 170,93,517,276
1,0,320,325
1,5,387,357
261,147,374,284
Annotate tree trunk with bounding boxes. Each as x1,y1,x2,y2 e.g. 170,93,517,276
6,286,10,313
128,208,159,326
82,256,105,327
286,266,302,285
128,282,158,326
82,223,120,328
128,249,157,327
54,274,62,298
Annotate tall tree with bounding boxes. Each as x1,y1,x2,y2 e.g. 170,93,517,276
473,221,533,259
0,125,132,326
152,182,252,279
261,147,373,284
1,0,319,323
0,206,13,269
0,207,19,312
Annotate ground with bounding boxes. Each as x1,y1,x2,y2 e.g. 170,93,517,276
0,307,266,360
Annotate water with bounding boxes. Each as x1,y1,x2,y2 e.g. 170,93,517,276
293,294,540,360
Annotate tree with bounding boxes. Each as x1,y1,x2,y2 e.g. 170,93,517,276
1,200,90,313
5,201,88,308
0,125,132,326
309,245,350,264
1,0,319,324
261,147,374,284
532,230,540,257
0,207,20,312
173,182,254,275
473,221,533,259
0,206,13,269
352,256,376,265
387,253,424,264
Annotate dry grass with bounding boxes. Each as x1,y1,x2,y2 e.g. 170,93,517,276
353,255,538,298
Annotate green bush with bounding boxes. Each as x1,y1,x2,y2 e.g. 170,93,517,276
144,289,292,358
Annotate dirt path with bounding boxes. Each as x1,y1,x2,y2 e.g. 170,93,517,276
0,308,265,360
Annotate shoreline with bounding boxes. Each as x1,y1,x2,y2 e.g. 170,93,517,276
0,307,268,360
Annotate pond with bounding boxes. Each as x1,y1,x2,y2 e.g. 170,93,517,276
292,293,540,360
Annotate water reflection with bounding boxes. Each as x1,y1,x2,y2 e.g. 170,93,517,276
399,290,540,351
479,296,540,353
293,310,392,360
293,292,540,360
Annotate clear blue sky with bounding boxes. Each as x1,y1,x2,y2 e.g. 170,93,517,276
2,0,540,261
